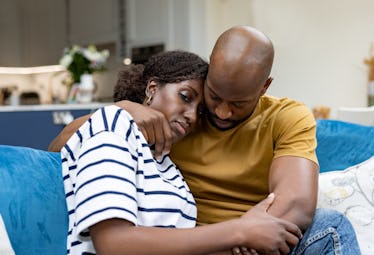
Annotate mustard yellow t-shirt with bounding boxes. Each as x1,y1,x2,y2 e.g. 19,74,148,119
170,95,318,225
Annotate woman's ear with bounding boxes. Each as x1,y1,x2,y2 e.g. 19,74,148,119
145,79,158,97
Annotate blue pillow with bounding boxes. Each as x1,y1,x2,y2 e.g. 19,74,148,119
316,119,374,172
0,145,67,255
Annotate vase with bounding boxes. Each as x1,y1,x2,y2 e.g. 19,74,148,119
76,74,94,103
369,81,374,106
66,83,80,103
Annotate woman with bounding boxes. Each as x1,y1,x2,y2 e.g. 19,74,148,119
62,51,301,255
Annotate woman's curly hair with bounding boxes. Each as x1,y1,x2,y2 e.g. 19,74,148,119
113,50,208,103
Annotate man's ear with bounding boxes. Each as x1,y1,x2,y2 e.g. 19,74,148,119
260,77,273,95
145,79,159,97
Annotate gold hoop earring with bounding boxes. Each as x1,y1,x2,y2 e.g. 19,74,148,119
146,94,153,105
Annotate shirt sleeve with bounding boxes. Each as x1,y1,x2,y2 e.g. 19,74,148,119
74,129,139,236
273,102,318,164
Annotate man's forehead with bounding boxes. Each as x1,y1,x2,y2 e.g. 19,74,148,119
205,77,257,101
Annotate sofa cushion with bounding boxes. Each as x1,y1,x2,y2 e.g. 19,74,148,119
0,145,67,255
316,119,374,172
317,155,374,255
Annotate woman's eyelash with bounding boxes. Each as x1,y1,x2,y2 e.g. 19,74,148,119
180,93,191,102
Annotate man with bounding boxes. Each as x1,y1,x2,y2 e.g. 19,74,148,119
50,26,360,254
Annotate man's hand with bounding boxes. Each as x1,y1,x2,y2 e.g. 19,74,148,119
115,100,173,158
237,194,302,255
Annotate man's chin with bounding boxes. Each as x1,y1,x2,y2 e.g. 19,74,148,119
208,116,236,131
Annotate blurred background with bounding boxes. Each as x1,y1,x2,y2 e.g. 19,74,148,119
1,0,374,117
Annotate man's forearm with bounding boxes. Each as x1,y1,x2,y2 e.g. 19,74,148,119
267,156,319,232
48,115,91,152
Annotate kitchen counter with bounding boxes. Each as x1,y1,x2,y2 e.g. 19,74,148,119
0,102,111,150
0,102,110,112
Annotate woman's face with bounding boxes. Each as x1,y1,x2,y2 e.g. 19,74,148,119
148,79,204,143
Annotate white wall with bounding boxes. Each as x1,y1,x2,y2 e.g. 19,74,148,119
2,0,373,113
197,0,374,117
253,0,374,117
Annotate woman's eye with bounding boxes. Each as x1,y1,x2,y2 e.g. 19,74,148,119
180,93,191,103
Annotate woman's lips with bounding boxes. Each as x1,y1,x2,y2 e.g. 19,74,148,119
172,121,187,137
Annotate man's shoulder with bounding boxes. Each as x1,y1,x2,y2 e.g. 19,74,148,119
259,95,313,118
260,95,307,109
257,95,315,131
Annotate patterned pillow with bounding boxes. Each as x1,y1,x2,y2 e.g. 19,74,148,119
0,214,15,255
317,155,374,255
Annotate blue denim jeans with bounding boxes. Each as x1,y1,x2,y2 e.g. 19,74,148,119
290,208,361,255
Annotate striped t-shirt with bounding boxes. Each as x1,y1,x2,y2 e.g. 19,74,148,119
61,105,196,255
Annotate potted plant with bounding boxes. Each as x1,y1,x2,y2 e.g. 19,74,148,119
59,45,109,103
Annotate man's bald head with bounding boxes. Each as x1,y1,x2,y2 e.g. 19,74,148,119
204,26,275,130
209,26,274,94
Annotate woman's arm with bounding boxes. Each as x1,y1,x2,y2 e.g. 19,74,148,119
90,194,302,255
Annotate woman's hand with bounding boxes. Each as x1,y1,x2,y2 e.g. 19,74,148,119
235,193,302,255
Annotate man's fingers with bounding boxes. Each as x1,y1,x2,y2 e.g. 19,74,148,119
139,126,149,144
153,130,165,160
161,118,173,154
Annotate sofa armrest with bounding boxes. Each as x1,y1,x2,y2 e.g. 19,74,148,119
0,145,67,255
316,119,374,172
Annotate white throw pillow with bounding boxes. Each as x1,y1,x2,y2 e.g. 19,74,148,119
317,155,374,255
0,214,15,255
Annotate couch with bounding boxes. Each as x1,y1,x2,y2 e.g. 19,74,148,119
0,119,373,255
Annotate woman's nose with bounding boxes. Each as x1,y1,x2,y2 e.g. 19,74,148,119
184,105,198,125
215,102,232,119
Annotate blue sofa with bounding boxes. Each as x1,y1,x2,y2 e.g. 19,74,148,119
0,119,373,255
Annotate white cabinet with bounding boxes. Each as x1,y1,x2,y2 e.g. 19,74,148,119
0,0,210,67
0,0,118,67
69,0,119,46
126,0,169,48
21,0,67,66
0,0,66,66
125,0,208,59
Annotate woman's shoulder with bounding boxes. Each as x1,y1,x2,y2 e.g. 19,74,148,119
84,104,139,138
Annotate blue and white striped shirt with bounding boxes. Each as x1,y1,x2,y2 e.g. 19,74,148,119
61,105,196,255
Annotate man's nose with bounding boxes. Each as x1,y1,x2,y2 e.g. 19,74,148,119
215,102,232,119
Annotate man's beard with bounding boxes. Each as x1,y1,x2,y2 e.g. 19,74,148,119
206,111,242,131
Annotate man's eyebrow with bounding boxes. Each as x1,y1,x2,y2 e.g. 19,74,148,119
207,85,219,97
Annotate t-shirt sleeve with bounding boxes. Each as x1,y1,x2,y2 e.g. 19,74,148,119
74,127,139,237
273,102,318,164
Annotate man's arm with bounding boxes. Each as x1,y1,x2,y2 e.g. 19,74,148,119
48,100,173,155
48,115,90,151
267,156,319,231
115,100,173,158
